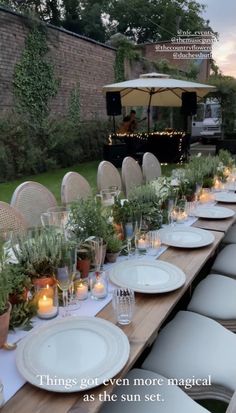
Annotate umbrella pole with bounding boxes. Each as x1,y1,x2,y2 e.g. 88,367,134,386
147,92,153,134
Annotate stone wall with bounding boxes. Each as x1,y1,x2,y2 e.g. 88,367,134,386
0,7,116,119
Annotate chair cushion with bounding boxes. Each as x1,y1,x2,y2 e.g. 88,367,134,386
223,224,236,244
142,311,236,392
100,369,209,413
211,244,236,278
187,274,236,319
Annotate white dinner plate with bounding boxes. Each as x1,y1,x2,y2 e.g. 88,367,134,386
158,227,215,248
109,259,186,293
16,317,130,392
215,192,236,203
193,206,235,219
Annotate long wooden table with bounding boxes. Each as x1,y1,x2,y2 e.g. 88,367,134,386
193,203,236,233
2,230,224,413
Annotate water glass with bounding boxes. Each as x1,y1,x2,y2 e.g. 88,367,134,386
41,206,69,234
112,288,135,325
148,231,161,255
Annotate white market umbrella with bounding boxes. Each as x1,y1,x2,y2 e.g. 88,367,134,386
103,73,216,131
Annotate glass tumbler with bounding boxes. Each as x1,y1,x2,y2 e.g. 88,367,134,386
112,288,135,325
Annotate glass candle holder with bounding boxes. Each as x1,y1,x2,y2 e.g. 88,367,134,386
76,279,88,301
136,231,150,252
34,278,58,320
90,271,108,300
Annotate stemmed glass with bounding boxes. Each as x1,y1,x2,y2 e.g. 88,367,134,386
56,266,72,317
125,222,136,259
90,237,104,273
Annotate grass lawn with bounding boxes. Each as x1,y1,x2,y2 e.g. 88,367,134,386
0,161,179,204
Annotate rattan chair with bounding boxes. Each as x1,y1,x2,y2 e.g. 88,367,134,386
11,181,57,228
61,172,92,205
121,156,143,197
97,161,122,192
142,311,236,404
0,201,27,238
142,152,162,183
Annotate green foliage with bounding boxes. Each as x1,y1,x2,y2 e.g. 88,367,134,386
105,0,207,44
109,34,140,82
1,0,210,44
12,229,74,279
13,25,59,127
0,251,11,315
69,198,115,242
6,264,31,297
106,235,123,253
0,116,110,181
209,75,236,134
9,301,36,330
113,184,163,230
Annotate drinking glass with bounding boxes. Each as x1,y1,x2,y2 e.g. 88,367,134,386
41,206,69,236
112,288,135,325
90,237,104,272
124,222,134,258
56,266,73,317
148,231,161,255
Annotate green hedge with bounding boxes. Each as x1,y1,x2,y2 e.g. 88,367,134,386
0,116,111,182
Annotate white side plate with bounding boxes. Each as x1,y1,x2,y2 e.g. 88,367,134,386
215,192,236,203
109,259,186,293
16,317,130,392
193,206,235,219
158,227,215,248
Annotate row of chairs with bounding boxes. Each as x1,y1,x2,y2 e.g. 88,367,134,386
0,152,162,233
100,239,236,413
98,152,162,197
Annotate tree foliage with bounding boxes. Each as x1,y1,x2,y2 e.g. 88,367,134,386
209,75,236,134
1,0,209,44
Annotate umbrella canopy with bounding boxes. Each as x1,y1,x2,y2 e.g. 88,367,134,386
103,73,216,107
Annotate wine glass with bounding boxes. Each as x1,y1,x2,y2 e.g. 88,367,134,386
124,222,135,259
56,266,72,317
67,252,81,311
90,237,104,273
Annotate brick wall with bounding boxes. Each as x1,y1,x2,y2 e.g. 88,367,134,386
0,7,116,119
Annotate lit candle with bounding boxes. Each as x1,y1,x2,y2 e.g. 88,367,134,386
153,238,161,248
177,211,188,222
214,178,223,190
77,282,88,300
92,281,106,298
37,295,57,318
138,238,148,250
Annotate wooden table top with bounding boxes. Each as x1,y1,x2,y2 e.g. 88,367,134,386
193,203,236,233
2,230,224,413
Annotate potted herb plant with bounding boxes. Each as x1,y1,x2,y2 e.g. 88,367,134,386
76,241,93,279
106,235,123,263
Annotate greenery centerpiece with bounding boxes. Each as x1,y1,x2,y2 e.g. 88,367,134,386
106,235,123,263
0,249,12,346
